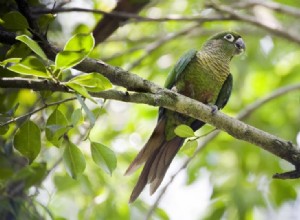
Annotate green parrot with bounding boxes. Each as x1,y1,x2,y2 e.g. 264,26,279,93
125,31,245,203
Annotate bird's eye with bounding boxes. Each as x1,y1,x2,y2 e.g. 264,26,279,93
224,34,234,42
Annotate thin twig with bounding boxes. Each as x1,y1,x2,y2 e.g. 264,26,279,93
237,83,300,119
0,97,76,126
231,0,300,18
208,0,300,44
32,7,234,23
126,23,201,71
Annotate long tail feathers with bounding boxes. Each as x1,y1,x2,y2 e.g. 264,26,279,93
127,118,206,203
128,135,184,203
125,118,166,176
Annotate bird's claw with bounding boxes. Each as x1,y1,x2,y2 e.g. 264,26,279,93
208,104,218,115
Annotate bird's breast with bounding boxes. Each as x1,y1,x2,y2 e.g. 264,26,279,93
176,53,230,104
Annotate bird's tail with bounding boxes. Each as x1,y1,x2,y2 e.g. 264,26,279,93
126,118,206,203
125,118,185,203
125,118,167,176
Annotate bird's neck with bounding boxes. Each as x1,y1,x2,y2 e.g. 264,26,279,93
197,50,231,82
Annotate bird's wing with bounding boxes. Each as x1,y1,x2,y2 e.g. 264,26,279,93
158,49,198,120
164,49,198,89
215,73,233,109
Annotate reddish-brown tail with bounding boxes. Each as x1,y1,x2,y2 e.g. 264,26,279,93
125,118,184,203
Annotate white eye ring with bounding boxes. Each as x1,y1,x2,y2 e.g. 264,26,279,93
224,34,234,42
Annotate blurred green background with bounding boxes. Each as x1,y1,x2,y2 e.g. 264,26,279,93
1,0,300,219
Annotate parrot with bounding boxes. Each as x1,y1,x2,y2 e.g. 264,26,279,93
125,31,245,203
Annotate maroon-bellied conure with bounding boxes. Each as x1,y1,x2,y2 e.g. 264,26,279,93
125,31,245,202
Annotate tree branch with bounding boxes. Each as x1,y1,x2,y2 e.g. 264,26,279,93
126,23,201,71
92,0,150,44
33,7,234,23
231,0,300,18
207,0,300,44
1,77,300,171
0,28,17,45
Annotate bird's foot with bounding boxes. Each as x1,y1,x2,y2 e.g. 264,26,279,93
208,104,218,115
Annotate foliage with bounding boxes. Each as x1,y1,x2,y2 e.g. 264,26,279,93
1,0,300,219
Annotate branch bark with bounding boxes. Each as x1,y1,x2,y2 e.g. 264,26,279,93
92,0,149,44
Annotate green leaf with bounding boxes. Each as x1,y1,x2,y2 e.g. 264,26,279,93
2,11,29,30
55,51,86,70
26,162,47,187
16,35,47,60
182,140,198,157
55,33,95,70
6,42,31,59
66,82,96,103
68,72,112,92
63,33,94,53
90,142,117,175
53,174,78,192
203,200,226,220
13,120,41,163
7,56,49,78
0,124,9,135
63,141,86,179
174,124,195,138
270,180,297,206
13,162,47,189
38,14,55,29
0,58,22,67
76,95,96,126
46,109,69,147
71,108,82,126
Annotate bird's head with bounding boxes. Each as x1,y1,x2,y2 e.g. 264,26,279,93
203,31,245,59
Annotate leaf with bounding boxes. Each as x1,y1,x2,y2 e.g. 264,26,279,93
203,200,226,220
0,58,22,67
174,124,195,138
0,125,9,135
76,95,96,126
71,108,82,126
63,33,94,53
2,11,29,30
55,33,95,70
38,14,55,29
68,72,112,92
12,162,47,189
8,56,49,78
66,82,96,103
182,140,198,157
53,174,78,192
55,51,86,70
90,142,117,175
270,180,297,206
6,42,31,59
26,162,47,187
63,141,86,179
16,35,48,60
13,120,41,163
45,109,69,147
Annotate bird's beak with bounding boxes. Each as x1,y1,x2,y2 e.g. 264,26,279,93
235,38,245,54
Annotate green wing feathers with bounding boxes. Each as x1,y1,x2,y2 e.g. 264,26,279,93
215,74,233,109
164,49,197,89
